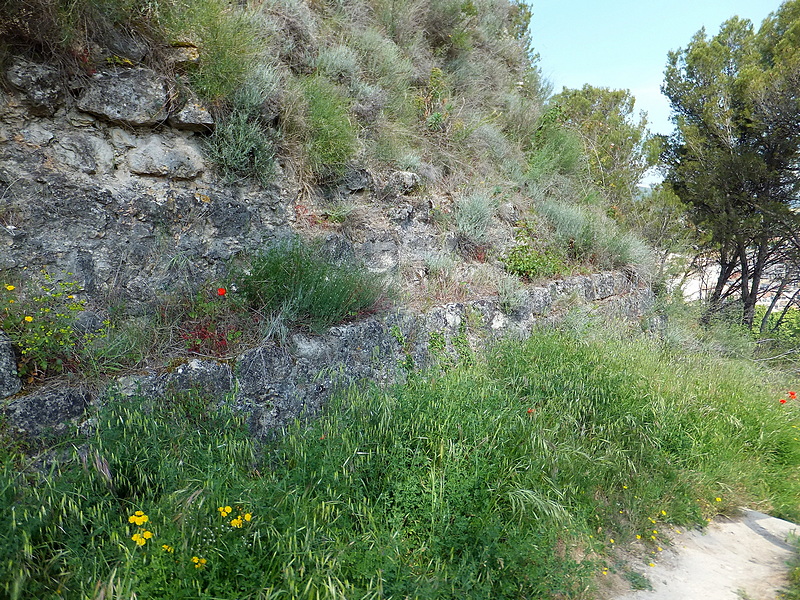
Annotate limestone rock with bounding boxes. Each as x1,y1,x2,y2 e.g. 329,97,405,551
1,386,90,437
77,68,169,126
381,170,421,199
164,46,201,67
168,92,215,131
0,332,21,399
6,58,63,116
126,135,204,179
51,132,115,174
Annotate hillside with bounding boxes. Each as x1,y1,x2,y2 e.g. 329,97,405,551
0,1,799,599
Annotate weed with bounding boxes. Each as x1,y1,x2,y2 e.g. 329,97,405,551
204,109,276,185
502,242,568,281
454,191,496,255
624,570,653,591
495,271,527,312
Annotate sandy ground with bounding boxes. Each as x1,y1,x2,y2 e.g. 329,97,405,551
595,509,798,600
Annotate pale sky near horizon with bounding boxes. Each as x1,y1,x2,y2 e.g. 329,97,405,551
528,1,781,137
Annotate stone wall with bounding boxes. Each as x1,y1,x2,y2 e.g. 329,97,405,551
0,56,655,441
2,271,653,439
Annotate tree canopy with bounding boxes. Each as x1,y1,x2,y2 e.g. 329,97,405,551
662,1,800,328
552,85,658,205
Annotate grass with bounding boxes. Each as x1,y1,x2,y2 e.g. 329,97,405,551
301,76,358,182
454,191,497,256
1,324,798,598
237,236,389,333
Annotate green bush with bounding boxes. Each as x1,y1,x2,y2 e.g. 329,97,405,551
237,237,388,332
502,243,567,281
301,76,358,181
755,305,800,346
0,274,108,380
526,122,585,182
454,191,496,253
204,110,276,185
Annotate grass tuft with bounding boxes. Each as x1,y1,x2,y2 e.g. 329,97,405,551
237,236,389,333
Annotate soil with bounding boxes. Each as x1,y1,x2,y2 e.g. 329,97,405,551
595,509,798,600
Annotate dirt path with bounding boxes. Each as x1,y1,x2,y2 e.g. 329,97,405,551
596,509,798,600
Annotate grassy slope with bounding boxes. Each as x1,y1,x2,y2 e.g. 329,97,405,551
2,326,797,599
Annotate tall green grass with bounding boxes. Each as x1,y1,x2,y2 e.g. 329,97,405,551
2,326,797,598
238,237,389,333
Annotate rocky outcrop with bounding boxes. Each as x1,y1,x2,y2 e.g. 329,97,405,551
0,333,21,399
1,386,89,438
6,58,63,116
126,135,205,178
76,67,171,127
103,272,652,438
0,55,655,442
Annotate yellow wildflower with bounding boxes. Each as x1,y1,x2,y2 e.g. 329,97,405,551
244,513,252,522
5,285,14,291
230,516,243,528
131,533,146,546
162,544,174,553
192,556,207,569
128,511,149,526
24,316,33,322
142,530,153,539
218,505,232,517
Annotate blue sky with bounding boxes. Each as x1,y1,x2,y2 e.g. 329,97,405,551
529,1,781,136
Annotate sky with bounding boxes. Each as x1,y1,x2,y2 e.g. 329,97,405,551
529,0,781,137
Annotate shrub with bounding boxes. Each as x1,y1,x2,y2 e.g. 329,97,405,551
238,237,388,332
502,243,567,281
315,44,361,85
538,200,654,275
301,76,358,181
0,274,108,380
454,191,496,253
495,271,527,312
349,27,414,90
204,110,275,184
525,119,585,182
163,0,263,104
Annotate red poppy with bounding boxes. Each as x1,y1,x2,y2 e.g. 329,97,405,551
789,391,797,400
217,287,227,296
527,408,534,414
780,399,787,404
